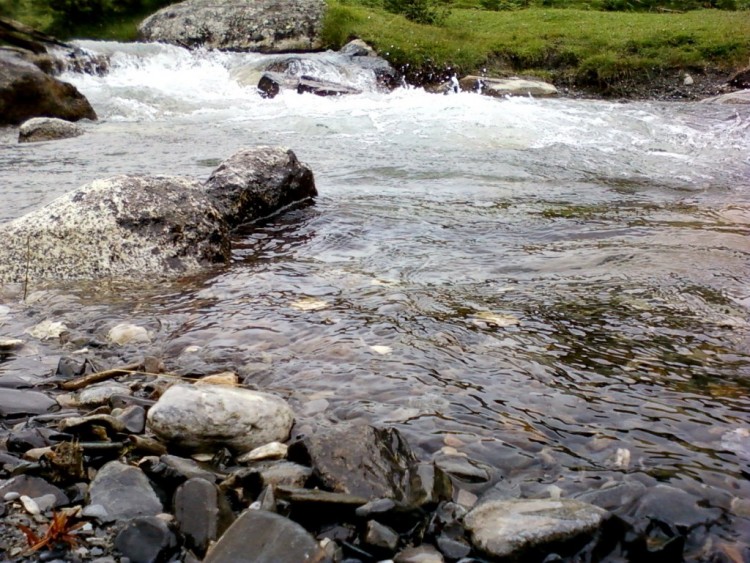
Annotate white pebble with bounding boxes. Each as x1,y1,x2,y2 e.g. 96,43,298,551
20,495,41,515
237,441,288,463
4,492,20,501
108,323,150,346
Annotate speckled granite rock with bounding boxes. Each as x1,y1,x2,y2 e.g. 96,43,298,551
18,116,84,143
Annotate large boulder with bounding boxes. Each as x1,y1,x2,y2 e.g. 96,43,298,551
0,146,315,282
146,384,295,454
0,49,97,125
138,0,326,53
0,175,228,283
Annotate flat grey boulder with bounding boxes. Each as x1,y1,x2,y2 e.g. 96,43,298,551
18,116,84,143
459,75,558,98
0,175,228,283
138,0,326,52
701,89,750,104
463,498,609,559
146,384,295,454
0,146,315,282
203,509,328,563
0,388,58,417
88,461,163,522
0,49,97,125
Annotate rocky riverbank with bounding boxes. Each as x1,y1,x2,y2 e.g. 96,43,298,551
0,331,717,563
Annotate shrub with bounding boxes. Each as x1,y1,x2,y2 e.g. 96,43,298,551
383,0,450,24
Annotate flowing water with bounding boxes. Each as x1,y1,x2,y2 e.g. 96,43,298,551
2,41,750,556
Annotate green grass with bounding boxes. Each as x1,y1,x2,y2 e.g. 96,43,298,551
321,3,750,87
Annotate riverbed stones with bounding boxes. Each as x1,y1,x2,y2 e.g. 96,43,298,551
0,50,97,125
18,116,84,143
459,75,559,98
146,384,294,454
202,508,328,563
138,0,326,53
114,516,178,563
463,498,609,559
204,146,316,227
0,388,57,417
174,477,231,554
88,461,163,522
701,89,750,104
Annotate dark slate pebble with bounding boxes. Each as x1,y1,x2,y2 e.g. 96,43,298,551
203,509,329,563
175,477,233,555
7,426,66,453
436,535,471,560
0,388,57,417
114,404,147,433
88,461,163,522
365,520,399,552
114,516,177,563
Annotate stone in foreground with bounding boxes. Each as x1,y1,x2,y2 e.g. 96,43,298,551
88,461,163,522
463,498,609,559
203,509,328,563
18,117,84,143
147,384,294,454
459,76,558,98
138,0,326,52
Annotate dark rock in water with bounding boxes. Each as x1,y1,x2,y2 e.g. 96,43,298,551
365,519,399,552
146,384,295,454
138,0,326,52
0,49,97,125
409,463,453,507
258,72,297,99
56,355,92,379
88,461,163,522
18,116,84,143
0,388,57,417
574,480,646,512
175,477,233,554
463,498,610,559
634,484,722,531
288,420,419,502
114,516,178,563
203,508,329,563
0,475,68,507
728,66,750,89
204,146,317,227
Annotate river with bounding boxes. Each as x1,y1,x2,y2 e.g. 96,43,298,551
1,41,750,558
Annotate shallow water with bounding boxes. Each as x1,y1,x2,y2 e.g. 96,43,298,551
1,41,750,556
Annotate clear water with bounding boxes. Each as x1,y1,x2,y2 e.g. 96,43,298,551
1,41,749,556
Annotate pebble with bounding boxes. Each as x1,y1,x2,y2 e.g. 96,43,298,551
107,323,151,345
237,441,288,463
20,494,41,515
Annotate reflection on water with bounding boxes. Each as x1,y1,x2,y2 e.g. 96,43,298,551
1,40,750,557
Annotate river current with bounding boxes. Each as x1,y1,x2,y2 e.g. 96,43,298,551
1,41,750,557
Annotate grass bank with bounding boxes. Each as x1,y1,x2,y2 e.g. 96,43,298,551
321,3,750,95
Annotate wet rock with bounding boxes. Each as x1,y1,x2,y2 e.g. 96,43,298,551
204,146,316,227
459,75,558,98
288,420,419,502
463,498,609,559
0,337,24,350
18,116,84,143
394,544,445,563
0,175,228,283
257,71,298,99
0,475,68,507
107,323,150,345
88,461,163,522
147,384,294,454
235,461,312,497
0,388,57,417
78,383,131,407
138,0,326,52
114,515,178,563
7,426,65,453
202,508,328,563
634,484,722,530
701,89,750,104
436,535,471,559
60,413,125,439
237,441,288,463
574,480,646,512
114,404,146,433
0,50,97,125
297,76,362,97
156,454,216,483
409,463,453,507
55,355,91,379
433,455,491,483
175,477,232,554
365,519,399,552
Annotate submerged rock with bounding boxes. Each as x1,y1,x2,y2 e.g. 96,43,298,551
0,49,97,125
146,384,294,454
463,498,609,559
18,116,84,143
459,75,558,98
138,0,326,52
202,509,328,563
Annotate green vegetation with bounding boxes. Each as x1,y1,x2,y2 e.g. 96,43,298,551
320,1,750,90
1,0,749,92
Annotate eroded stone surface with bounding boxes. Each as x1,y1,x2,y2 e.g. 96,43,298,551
463,498,609,559
88,461,163,522
18,116,84,143
459,75,558,98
